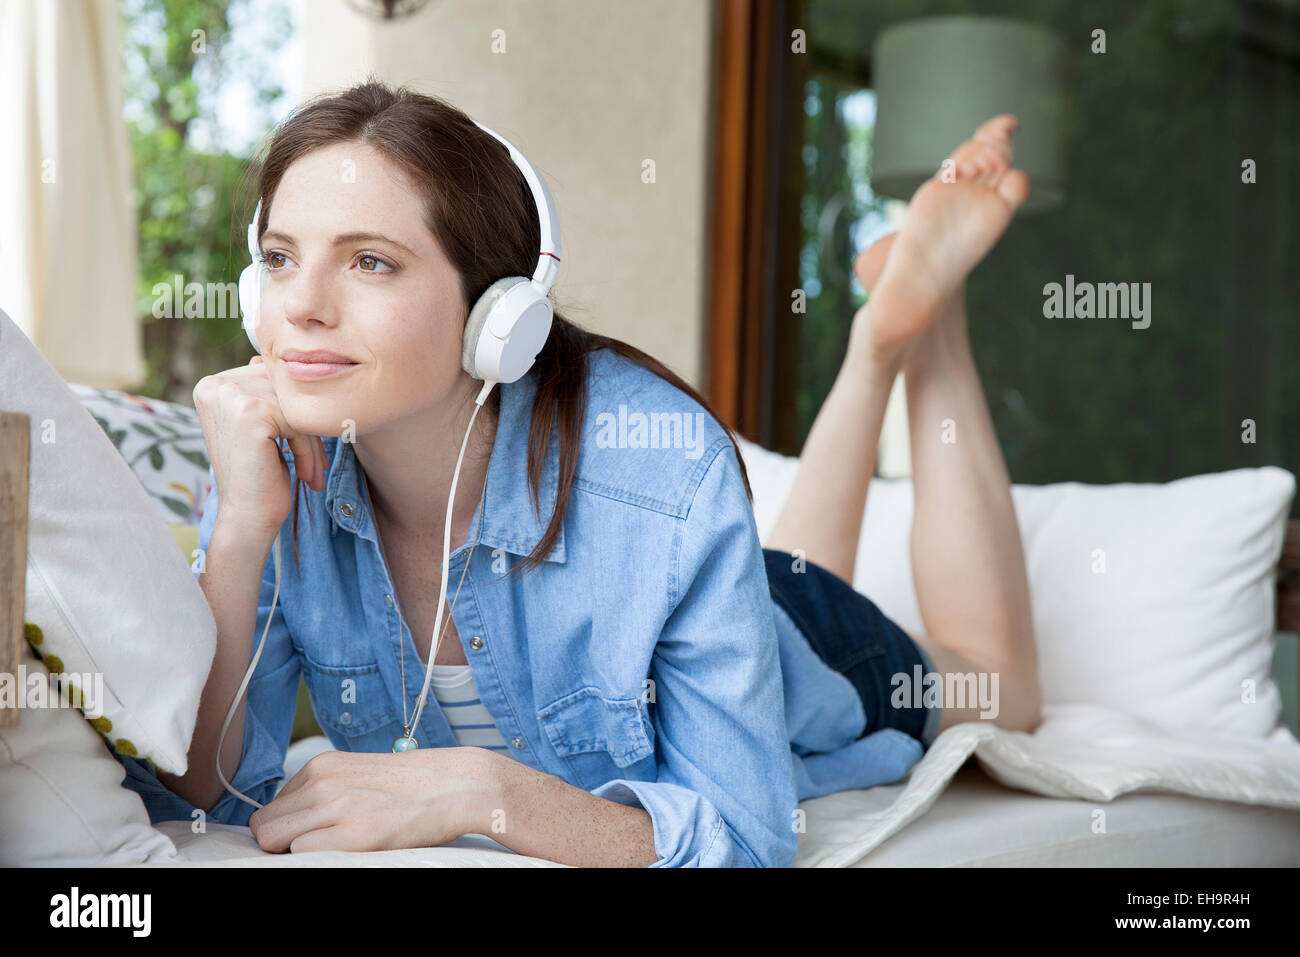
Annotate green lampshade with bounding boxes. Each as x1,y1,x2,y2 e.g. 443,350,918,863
871,16,1071,214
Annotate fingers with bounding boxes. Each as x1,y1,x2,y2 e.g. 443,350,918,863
263,776,310,809
237,356,327,490
289,825,359,854
252,800,338,853
286,434,323,491
304,435,327,492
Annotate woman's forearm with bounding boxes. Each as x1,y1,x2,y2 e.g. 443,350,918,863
157,520,276,813
478,754,659,867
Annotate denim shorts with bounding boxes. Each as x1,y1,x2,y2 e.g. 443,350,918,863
763,547,942,748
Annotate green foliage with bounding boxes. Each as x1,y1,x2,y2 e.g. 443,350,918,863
122,0,290,402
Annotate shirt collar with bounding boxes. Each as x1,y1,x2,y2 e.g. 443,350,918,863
322,367,566,564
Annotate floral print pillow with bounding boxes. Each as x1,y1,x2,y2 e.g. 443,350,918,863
68,385,212,526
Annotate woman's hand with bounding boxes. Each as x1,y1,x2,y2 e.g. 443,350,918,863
192,354,329,542
247,747,507,854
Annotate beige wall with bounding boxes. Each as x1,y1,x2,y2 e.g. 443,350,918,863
302,0,718,389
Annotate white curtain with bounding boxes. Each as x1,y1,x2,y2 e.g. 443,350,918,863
0,0,142,389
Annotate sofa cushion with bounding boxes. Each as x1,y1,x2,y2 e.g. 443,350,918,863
736,436,1294,738
0,309,216,773
69,383,210,525
0,643,179,865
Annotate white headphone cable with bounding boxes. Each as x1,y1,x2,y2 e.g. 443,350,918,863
216,379,496,809
399,378,496,747
215,523,281,810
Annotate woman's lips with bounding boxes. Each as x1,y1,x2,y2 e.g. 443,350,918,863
283,359,360,382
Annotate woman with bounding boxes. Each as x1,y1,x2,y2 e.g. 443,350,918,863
117,81,1041,867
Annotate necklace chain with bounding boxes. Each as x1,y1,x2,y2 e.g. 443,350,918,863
363,471,484,737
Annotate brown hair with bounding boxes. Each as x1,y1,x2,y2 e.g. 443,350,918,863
246,80,751,578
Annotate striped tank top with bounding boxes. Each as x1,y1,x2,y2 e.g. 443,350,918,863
429,664,515,755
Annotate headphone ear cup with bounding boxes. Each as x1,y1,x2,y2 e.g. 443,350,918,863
462,277,523,379
463,276,554,383
239,262,264,354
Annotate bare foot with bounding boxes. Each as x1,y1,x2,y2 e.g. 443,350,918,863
853,232,962,322
853,115,1030,360
852,230,895,296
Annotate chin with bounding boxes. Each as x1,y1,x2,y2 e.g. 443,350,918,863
277,393,360,438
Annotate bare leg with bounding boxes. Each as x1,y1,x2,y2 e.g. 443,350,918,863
766,115,1041,734
762,284,900,584
766,114,1028,577
898,274,1041,735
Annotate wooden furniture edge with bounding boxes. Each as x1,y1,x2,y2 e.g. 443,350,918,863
1278,519,1300,635
1,411,30,728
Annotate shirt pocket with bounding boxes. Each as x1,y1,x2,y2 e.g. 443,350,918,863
537,686,657,790
300,653,398,741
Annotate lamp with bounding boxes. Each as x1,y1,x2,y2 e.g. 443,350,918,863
870,16,1071,214
346,0,433,19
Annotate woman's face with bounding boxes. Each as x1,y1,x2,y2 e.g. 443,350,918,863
255,140,468,437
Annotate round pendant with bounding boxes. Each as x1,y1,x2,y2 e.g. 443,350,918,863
392,733,418,753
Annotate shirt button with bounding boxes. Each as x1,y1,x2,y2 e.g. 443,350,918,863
511,738,524,749
340,502,354,517
339,711,352,725
385,593,395,607
470,636,483,650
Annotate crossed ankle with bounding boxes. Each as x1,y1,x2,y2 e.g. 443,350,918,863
900,316,973,375
847,309,910,374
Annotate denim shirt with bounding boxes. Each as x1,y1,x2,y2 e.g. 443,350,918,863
116,347,924,867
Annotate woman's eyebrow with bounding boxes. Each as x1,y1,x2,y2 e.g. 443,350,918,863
260,229,417,256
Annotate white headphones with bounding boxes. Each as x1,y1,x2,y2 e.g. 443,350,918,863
216,119,562,810
237,119,562,386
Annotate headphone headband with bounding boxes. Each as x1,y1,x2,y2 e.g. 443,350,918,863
471,120,563,292
245,120,561,290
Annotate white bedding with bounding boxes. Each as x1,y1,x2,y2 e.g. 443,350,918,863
131,703,1300,867
856,765,1300,867
795,703,1300,867
140,822,566,867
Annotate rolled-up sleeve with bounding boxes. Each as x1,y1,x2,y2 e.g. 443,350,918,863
117,465,299,828
590,440,799,867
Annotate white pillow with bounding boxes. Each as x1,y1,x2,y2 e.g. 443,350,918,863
735,436,1294,738
0,643,178,866
0,309,216,772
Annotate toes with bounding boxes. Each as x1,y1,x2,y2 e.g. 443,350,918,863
981,144,1010,181
948,140,1007,186
946,142,979,181
996,168,1031,208
974,114,1019,143
980,137,1011,168
853,232,897,294
973,114,1017,164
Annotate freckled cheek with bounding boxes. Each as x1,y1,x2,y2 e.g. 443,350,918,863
368,311,463,392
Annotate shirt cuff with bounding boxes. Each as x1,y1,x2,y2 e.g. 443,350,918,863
589,778,780,867
114,700,285,829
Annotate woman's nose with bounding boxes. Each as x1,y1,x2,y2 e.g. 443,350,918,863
278,261,341,335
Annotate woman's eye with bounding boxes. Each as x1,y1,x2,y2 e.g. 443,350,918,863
357,255,394,273
265,252,288,269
